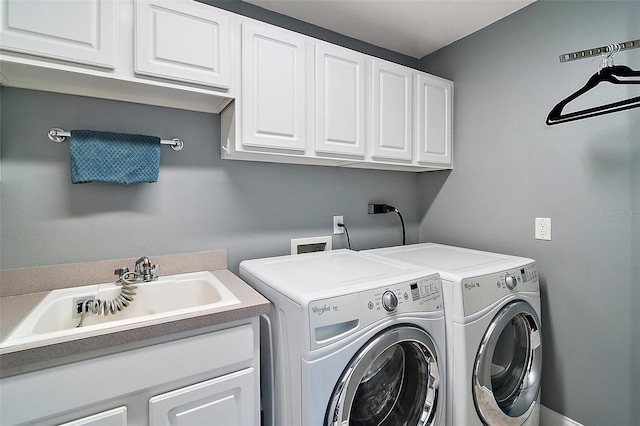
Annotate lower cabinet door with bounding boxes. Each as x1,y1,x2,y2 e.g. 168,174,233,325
59,407,127,426
149,367,256,426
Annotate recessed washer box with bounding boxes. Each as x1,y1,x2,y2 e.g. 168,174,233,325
290,236,332,255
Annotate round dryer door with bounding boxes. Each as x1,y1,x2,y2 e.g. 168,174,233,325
326,325,442,426
473,301,542,426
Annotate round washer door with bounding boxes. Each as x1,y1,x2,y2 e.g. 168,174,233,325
326,325,442,426
473,300,542,426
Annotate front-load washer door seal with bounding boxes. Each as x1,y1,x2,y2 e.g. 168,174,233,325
325,325,443,426
473,300,542,426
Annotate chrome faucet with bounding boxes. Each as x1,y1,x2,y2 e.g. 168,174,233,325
134,256,159,282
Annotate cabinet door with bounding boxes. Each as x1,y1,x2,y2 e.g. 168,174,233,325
314,43,366,157
371,60,413,161
0,0,117,68
59,407,127,426
241,21,306,151
149,368,256,426
135,0,231,89
415,73,453,166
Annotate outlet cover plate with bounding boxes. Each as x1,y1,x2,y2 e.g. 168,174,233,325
333,216,344,234
535,217,551,241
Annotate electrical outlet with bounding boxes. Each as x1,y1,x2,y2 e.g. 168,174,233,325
535,217,551,241
333,216,344,234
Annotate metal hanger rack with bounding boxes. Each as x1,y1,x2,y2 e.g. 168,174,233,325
47,128,184,151
547,40,640,125
559,39,640,63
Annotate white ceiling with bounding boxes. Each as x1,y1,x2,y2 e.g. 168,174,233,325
243,0,535,58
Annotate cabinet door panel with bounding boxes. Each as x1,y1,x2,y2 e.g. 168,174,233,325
315,44,365,156
0,0,117,68
372,60,413,161
135,0,231,88
149,368,256,426
416,73,452,166
242,21,306,151
59,407,127,426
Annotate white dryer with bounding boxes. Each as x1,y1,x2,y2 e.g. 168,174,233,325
239,249,447,426
364,243,542,426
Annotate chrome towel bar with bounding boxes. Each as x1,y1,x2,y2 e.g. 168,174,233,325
47,128,184,151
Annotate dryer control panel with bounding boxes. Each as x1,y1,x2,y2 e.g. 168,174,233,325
460,263,539,317
307,274,443,350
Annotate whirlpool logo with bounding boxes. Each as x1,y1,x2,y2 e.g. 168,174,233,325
312,304,332,315
464,282,480,291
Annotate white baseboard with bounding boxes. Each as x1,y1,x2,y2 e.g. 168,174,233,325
540,405,583,426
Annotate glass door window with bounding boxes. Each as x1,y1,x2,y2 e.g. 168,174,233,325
326,326,442,426
473,301,542,426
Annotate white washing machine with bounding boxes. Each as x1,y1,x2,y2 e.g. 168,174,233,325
239,249,447,426
364,243,542,426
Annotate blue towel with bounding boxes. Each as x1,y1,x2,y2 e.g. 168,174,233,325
69,130,161,184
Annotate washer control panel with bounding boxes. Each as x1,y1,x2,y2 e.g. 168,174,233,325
308,274,443,350
460,263,539,317
504,273,518,290
381,290,399,311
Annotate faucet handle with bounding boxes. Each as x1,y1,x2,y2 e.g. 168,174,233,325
115,267,130,275
135,256,150,274
115,267,130,282
149,264,160,281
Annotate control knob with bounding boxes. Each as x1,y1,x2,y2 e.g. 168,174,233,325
505,273,517,290
382,291,398,312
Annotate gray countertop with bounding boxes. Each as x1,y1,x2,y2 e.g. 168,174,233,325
0,251,271,377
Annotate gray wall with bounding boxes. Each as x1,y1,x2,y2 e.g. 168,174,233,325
419,1,639,424
0,1,421,274
0,1,422,273
0,88,419,272
2,1,639,424
202,0,419,69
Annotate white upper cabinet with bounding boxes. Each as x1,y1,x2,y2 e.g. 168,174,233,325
241,20,306,151
0,0,452,171
223,16,452,171
314,43,366,157
0,0,117,68
371,59,413,161
135,0,231,89
0,0,236,113
415,73,453,166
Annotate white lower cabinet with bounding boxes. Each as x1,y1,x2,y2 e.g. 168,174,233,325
59,407,128,426
149,368,255,425
0,320,260,426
